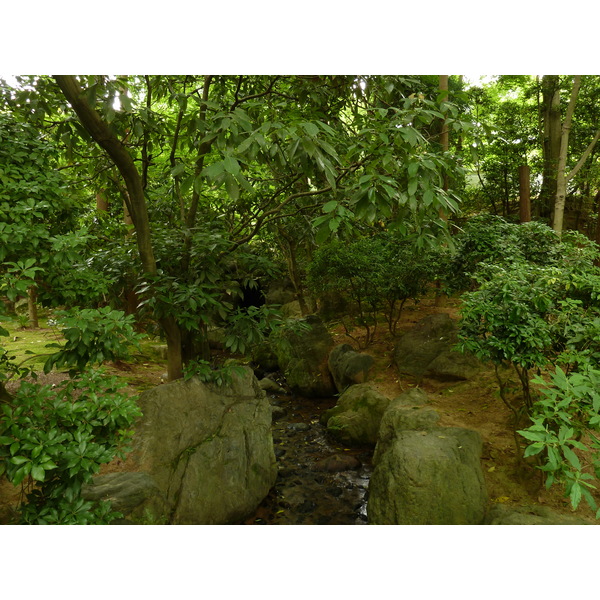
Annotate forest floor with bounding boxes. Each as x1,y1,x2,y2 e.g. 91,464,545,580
1,296,599,524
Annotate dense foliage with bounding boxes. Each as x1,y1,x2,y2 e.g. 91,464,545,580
308,232,439,345
0,369,140,524
2,74,600,521
456,215,600,513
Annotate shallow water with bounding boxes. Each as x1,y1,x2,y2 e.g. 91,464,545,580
244,393,373,525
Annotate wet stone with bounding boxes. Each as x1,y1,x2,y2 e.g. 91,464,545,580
271,406,288,421
298,500,316,513
287,422,311,432
313,454,362,472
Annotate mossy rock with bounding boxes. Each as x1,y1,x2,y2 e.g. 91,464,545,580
322,383,391,446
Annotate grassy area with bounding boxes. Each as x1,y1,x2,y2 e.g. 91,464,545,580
0,315,63,371
1,309,167,388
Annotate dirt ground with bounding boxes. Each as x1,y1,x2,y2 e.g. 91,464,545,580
1,296,599,524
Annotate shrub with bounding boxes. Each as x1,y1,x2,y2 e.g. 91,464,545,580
446,214,574,293
308,232,438,345
518,365,600,517
44,306,145,375
0,368,141,524
457,217,600,515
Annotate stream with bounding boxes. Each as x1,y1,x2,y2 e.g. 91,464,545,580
244,391,373,525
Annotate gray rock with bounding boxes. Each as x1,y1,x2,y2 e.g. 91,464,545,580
265,277,297,306
131,367,277,524
313,454,362,472
281,300,303,318
206,327,226,350
391,387,431,407
271,405,288,421
426,348,481,381
368,427,487,524
259,377,287,395
274,315,336,398
321,383,391,446
394,313,480,382
82,472,169,522
287,422,311,432
328,344,375,393
251,341,279,372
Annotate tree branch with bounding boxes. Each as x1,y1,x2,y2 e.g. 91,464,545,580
567,128,600,181
53,75,157,276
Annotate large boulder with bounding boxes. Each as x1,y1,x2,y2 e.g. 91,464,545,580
265,277,297,306
368,387,487,524
130,367,277,524
368,426,487,524
394,313,480,382
321,383,391,446
328,344,374,393
376,388,441,440
274,314,336,398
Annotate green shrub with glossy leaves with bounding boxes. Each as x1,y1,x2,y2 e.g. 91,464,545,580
308,232,439,345
518,365,600,517
0,368,141,524
44,306,145,375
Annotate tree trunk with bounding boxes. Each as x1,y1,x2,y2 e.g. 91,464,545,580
519,165,531,223
163,316,183,380
96,190,108,212
438,75,449,197
553,76,582,234
434,75,449,308
123,198,133,226
27,285,39,329
53,75,184,381
538,75,561,223
593,190,600,266
277,227,309,315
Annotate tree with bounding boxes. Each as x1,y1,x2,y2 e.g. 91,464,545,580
553,76,600,234
35,75,469,380
0,112,87,323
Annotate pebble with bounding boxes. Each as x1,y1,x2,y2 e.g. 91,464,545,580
286,422,311,432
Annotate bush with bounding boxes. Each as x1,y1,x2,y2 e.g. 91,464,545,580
0,368,141,524
446,214,569,293
518,365,600,517
457,217,600,515
44,306,145,375
308,232,438,345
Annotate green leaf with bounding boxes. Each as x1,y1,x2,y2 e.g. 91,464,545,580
562,446,581,470
517,429,547,442
523,443,544,457
570,482,582,510
223,156,241,177
408,178,418,196
31,464,45,482
224,175,239,201
302,122,320,137
202,161,225,180
171,163,186,177
323,201,338,213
